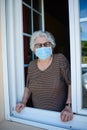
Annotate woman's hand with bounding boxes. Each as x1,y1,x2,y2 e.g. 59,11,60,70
15,102,26,113
60,106,73,122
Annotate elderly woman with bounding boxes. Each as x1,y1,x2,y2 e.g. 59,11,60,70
16,30,73,122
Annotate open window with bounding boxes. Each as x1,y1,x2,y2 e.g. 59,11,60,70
3,0,87,129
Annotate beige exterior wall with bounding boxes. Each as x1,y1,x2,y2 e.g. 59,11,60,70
0,31,5,122
0,0,5,122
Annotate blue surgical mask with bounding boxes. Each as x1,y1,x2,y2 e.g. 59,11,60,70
36,47,52,60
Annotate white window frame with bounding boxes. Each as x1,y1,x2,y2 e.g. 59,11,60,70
1,0,87,129
69,0,87,116
22,0,45,83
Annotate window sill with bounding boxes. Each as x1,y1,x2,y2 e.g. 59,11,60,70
9,107,87,130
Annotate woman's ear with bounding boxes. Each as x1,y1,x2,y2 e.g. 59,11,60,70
33,47,36,54
51,45,55,52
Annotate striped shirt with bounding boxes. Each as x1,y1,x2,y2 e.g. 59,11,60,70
26,53,71,112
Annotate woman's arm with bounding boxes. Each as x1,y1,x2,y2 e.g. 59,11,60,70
66,84,72,105
60,84,73,122
22,87,31,105
15,87,31,113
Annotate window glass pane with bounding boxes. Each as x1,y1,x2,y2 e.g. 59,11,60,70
23,0,31,6
23,4,31,34
33,0,41,12
22,0,43,88
23,36,32,85
81,22,87,62
82,67,87,108
33,12,42,31
80,21,87,108
23,36,32,64
80,0,87,18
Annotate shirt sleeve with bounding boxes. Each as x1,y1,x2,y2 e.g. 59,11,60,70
59,53,71,85
25,61,32,88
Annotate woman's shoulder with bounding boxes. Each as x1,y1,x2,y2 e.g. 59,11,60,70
54,53,66,59
29,59,37,65
28,59,37,70
53,53,69,65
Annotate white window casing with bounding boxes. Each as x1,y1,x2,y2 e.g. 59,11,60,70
0,0,10,120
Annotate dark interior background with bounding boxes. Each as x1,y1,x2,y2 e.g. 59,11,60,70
44,0,70,61
44,0,69,26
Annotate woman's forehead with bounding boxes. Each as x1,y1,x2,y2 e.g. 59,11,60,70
35,36,48,43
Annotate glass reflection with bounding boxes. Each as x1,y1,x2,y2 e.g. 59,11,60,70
23,4,31,34
80,0,87,18
80,22,87,108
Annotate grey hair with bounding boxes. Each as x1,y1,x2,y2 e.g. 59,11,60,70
30,30,56,51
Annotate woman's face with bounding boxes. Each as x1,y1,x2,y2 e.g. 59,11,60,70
34,36,52,53
33,36,54,60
